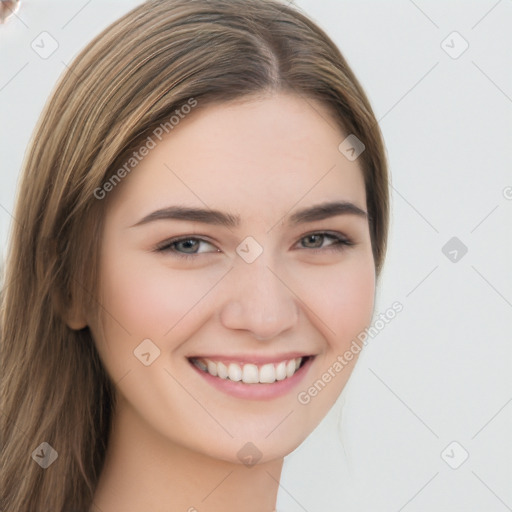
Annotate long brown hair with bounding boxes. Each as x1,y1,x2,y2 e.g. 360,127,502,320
0,0,389,509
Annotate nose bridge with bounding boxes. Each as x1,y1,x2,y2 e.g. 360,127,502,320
219,248,299,340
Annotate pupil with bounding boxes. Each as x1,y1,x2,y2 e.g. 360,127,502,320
179,239,198,253
305,234,323,248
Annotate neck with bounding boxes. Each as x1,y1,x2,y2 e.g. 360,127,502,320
92,398,283,512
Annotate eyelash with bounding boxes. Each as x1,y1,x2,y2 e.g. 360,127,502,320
155,232,354,260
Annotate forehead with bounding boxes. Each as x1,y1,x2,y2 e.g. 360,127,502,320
106,93,366,226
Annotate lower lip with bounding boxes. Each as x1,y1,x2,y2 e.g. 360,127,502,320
189,357,315,400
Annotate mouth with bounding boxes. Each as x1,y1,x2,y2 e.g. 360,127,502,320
187,354,315,400
189,355,311,384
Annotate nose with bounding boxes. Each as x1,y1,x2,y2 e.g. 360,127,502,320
219,255,299,341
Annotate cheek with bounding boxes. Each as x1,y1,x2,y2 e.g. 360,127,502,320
294,254,376,350
98,249,224,339
291,256,374,418
329,261,375,344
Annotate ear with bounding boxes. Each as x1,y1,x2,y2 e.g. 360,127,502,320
53,289,88,330
65,308,88,330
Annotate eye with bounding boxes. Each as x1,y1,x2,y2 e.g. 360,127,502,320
155,237,219,259
155,231,354,260
297,232,353,251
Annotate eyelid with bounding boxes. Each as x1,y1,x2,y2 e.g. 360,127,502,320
299,229,353,245
154,235,218,255
295,230,354,252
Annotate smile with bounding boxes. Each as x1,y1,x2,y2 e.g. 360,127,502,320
190,356,309,384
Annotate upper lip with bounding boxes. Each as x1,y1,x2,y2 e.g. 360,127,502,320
188,352,313,365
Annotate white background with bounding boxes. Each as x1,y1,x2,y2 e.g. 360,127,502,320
1,1,511,511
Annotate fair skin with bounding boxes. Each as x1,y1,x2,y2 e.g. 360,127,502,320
81,92,375,512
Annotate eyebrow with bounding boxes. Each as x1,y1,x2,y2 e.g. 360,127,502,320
130,200,367,229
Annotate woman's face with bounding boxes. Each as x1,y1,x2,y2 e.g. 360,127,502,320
91,92,375,464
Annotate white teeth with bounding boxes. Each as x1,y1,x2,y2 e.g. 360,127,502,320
242,364,259,384
275,361,287,381
228,363,242,382
192,357,306,384
217,361,228,379
286,359,296,378
207,360,217,377
259,363,276,383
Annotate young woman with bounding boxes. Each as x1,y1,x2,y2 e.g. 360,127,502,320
0,0,388,510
